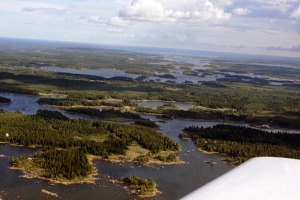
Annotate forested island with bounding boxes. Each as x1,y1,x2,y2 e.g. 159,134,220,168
181,125,300,165
118,176,160,198
0,110,180,186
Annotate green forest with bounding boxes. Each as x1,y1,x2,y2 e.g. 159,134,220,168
1,68,299,129
182,125,300,165
12,148,93,180
0,110,179,180
118,176,158,197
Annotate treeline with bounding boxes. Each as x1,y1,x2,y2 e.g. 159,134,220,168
38,98,138,108
36,109,69,121
0,110,179,156
134,119,159,128
183,124,300,148
196,138,300,164
11,148,93,180
0,96,11,104
64,107,142,120
182,125,300,164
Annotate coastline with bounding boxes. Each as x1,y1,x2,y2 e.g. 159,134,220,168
10,164,98,185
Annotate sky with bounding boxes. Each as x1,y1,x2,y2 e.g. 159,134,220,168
1,0,300,57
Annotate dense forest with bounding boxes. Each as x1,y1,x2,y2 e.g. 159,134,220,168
64,107,142,120
182,125,300,165
0,110,179,155
12,148,93,180
0,110,179,180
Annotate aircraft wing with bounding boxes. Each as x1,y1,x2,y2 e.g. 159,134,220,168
181,157,300,200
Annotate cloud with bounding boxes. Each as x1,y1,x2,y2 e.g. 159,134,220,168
291,4,300,19
108,16,131,27
119,0,231,23
119,0,176,23
22,7,63,13
106,28,123,33
121,33,135,38
253,0,297,12
19,1,64,13
185,1,232,23
88,16,105,23
232,8,252,16
265,44,300,52
218,0,233,7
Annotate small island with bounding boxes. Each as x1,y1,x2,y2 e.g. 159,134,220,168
11,148,96,185
118,176,160,198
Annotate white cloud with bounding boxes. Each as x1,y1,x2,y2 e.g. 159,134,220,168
253,0,297,12
188,1,232,23
108,16,131,27
4,0,65,12
119,0,231,23
119,0,176,23
88,16,105,23
232,8,251,16
291,4,300,19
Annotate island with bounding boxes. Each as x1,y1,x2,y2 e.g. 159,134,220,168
0,110,180,192
117,176,160,198
181,125,300,165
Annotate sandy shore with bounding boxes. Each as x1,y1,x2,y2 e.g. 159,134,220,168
198,148,219,155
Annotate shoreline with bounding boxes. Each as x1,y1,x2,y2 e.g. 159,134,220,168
10,164,98,186
198,147,220,155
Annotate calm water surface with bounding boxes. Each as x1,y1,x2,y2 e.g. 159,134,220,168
6,65,224,84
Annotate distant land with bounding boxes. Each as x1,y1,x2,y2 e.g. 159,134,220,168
1,37,300,62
